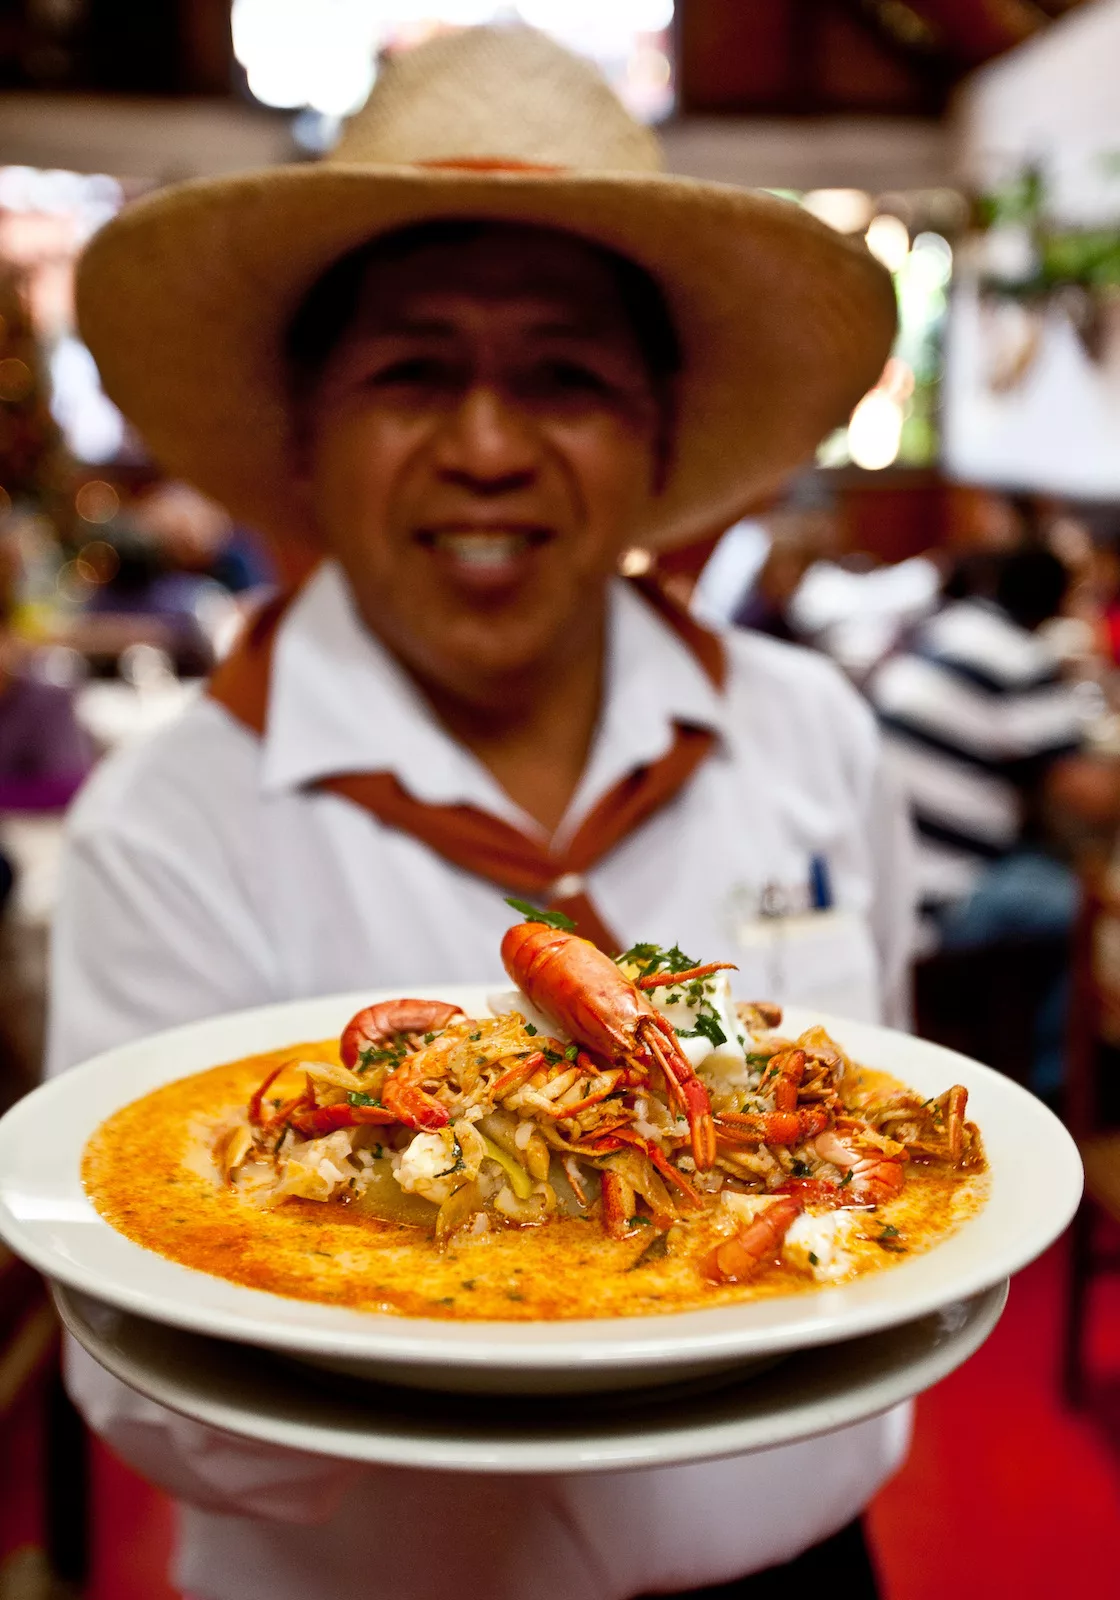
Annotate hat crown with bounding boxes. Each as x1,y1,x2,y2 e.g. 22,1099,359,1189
332,24,663,176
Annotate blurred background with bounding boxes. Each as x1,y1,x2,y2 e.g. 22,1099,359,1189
1,3,1120,1597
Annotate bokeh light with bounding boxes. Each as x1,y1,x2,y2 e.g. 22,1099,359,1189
75,480,119,524
0,358,33,402
865,214,911,273
802,190,875,235
76,539,119,583
847,390,904,471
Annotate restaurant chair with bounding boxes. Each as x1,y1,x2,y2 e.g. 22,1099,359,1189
913,932,1069,1090
1062,869,1120,1404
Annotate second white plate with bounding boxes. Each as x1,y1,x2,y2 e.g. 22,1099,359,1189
55,1279,1008,1473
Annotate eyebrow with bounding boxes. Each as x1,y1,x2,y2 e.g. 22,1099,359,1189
360,316,459,339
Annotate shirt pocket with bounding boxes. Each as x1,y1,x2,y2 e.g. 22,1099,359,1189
725,909,882,1023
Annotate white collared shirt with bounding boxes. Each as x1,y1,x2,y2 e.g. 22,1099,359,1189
48,562,915,1600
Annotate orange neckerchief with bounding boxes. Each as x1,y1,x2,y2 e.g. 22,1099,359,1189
208,576,725,953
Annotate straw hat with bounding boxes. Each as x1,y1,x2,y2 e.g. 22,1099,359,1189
76,25,896,550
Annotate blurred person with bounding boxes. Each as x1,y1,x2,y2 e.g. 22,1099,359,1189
135,481,276,595
48,28,908,1600
86,484,251,674
690,473,838,638
0,533,93,812
867,547,1084,1091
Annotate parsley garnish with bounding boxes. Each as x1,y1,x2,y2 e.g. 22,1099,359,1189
838,1170,853,1189
790,1159,812,1177
347,1090,378,1107
564,1043,579,1061
808,1251,819,1267
525,1023,537,1036
677,1009,727,1048
880,1223,899,1236
627,1215,653,1227
469,1030,480,1042
357,1041,406,1074
543,1048,563,1065
505,897,576,931
434,1136,466,1179
423,1032,435,1044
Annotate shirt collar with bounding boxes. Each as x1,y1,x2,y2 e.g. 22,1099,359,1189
261,561,726,839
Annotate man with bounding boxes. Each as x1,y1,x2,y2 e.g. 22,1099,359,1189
867,544,1081,948
49,26,911,1600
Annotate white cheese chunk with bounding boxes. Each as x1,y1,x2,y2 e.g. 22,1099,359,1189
784,1209,860,1283
394,1130,462,1205
649,972,749,1075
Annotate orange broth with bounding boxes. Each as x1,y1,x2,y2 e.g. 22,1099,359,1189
83,1037,988,1321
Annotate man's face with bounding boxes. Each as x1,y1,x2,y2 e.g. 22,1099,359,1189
298,227,664,703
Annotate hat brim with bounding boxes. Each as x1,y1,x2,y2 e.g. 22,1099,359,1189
76,164,896,549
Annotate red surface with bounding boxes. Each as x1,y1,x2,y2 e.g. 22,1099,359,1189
870,1234,1120,1598
3,1235,1120,1599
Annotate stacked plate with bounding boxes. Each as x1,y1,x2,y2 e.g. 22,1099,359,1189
0,990,1082,1472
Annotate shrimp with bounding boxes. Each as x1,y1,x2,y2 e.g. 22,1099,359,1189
703,1194,804,1284
340,998,465,1071
814,1127,906,1204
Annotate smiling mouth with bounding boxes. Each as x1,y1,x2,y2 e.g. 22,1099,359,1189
416,527,553,571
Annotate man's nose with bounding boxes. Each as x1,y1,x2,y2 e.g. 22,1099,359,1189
433,384,538,492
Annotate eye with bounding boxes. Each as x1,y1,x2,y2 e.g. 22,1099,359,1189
532,359,611,396
365,356,458,391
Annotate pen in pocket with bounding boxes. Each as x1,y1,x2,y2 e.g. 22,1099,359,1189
809,853,833,911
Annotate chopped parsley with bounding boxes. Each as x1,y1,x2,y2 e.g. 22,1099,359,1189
880,1223,900,1236
461,1279,476,1290
423,1032,435,1044
808,1252,819,1267
525,1023,538,1036
790,1159,812,1177
627,1215,653,1227
564,1043,579,1061
676,1009,727,1048
469,1030,481,1042
838,1170,853,1189
543,1047,563,1066
745,1052,772,1068
617,941,699,979
505,897,575,931
434,1135,466,1179
347,1090,379,1107
357,1041,406,1074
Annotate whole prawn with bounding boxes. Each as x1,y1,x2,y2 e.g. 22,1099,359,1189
501,922,717,1170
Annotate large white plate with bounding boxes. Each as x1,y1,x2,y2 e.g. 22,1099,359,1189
54,1279,1007,1472
0,989,1080,1394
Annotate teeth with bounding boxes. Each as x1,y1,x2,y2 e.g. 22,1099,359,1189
432,532,529,566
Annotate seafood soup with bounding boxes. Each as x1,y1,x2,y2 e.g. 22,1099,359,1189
84,916,988,1321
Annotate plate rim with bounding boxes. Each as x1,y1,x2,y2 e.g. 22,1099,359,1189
1,989,1081,1371
53,1278,1010,1472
